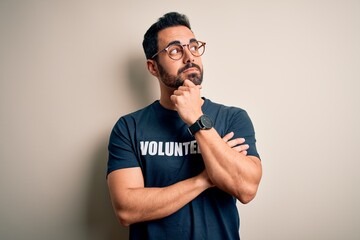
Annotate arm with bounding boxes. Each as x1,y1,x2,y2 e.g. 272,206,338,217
170,80,262,203
195,129,262,203
107,132,246,227
107,168,212,227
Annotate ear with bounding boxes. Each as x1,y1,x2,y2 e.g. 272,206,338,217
146,59,159,77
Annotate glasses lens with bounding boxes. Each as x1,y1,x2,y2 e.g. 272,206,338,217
166,41,206,60
167,44,183,60
189,41,205,57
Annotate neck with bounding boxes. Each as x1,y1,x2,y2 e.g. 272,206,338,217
157,80,204,111
159,89,176,110
158,88,205,112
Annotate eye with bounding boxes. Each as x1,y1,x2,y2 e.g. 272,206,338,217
168,45,182,56
189,42,200,52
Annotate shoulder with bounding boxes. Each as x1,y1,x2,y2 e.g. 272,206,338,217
124,101,158,118
116,101,158,123
204,98,248,116
110,101,158,135
203,98,254,130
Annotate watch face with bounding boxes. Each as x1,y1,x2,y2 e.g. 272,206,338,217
200,115,213,129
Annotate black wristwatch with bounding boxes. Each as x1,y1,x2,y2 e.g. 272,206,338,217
188,114,213,136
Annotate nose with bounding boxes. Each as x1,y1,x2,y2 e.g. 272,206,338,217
182,47,195,63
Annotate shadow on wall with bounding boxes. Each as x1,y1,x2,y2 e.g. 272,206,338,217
86,138,129,240
85,54,156,240
126,54,157,107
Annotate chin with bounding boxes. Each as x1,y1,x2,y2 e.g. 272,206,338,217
186,73,203,85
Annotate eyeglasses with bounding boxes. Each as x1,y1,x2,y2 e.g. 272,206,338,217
151,41,206,60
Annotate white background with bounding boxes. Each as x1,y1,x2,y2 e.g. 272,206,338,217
1,0,359,239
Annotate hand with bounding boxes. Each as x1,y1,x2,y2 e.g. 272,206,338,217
170,80,203,125
197,169,214,188
222,132,249,156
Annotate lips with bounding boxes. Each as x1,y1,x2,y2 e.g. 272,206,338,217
179,63,201,74
183,67,199,73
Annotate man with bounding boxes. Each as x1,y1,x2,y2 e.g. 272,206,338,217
107,12,262,240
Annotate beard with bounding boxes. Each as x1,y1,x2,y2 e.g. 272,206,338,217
157,62,203,89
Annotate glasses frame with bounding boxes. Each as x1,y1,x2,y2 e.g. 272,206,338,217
151,41,206,60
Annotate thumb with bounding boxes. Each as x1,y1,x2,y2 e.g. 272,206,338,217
184,79,202,89
183,79,195,87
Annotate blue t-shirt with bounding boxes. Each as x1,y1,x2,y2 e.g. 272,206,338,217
107,98,260,240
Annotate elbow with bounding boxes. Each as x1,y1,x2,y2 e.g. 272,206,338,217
116,209,132,227
119,218,131,228
237,164,262,204
237,192,256,204
236,184,259,204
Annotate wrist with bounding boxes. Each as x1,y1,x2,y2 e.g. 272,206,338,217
194,172,213,190
188,114,213,136
187,112,203,126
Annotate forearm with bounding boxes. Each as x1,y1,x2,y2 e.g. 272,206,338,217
169,80,261,203
195,128,262,203
108,172,211,226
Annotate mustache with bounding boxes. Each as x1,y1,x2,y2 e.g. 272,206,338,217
178,63,201,74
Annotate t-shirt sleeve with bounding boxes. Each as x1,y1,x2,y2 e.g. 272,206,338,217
230,109,260,159
107,117,140,176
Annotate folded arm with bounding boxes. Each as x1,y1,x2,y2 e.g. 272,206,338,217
195,129,262,203
107,167,212,227
107,132,247,226
171,80,262,203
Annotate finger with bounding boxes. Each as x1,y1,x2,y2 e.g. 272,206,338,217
222,132,234,142
183,79,195,87
170,94,177,103
232,146,242,152
241,151,248,156
172,89,181,95
240,144,249,150
172,89,187,96
177,86,189,91
231,144,249,153
227,139,238,148
227,138,246,148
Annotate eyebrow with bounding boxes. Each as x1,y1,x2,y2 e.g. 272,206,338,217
165,38,197,48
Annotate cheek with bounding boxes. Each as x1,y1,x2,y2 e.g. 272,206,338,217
162,62,181,75
196,59,203,69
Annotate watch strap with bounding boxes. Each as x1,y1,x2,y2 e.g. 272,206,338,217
188,120,202,136
188,115,213,136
